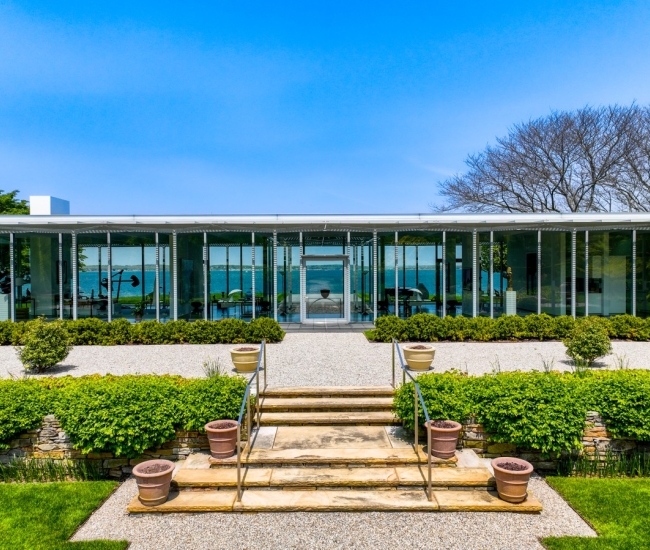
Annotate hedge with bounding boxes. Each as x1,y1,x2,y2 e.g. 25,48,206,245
369,313,650,342
394,370,650,457
0,317,285,346
0,374,248,458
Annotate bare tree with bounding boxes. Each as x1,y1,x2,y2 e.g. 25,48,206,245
617,106,650,211
435,105,642,213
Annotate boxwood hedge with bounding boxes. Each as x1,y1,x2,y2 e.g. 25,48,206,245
370,313,650,342
0,317,284,346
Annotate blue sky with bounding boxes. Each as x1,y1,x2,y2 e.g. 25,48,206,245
1,1,650,215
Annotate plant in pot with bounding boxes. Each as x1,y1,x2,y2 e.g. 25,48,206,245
426,419,463,459
402,344,436,371
133,300,146,322
205,420,239,459
230,346,260,373
491,457,534,503
132,459,175,506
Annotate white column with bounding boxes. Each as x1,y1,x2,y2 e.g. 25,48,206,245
372,230,378,322
71,232,78,320
537,230,542,315
107,232,112,322
442,231,446,318
155,233,160,322
58,234,64,320
9,233,15,322
472,230,477,317
346,232,351,322
273,230,278,321
489,231,494,318
299,232,304,323
571,229,577,319
251,232,256,320
203,232,209,320
585,231,589,317
394,231,399,317
172,231,178,321
633,229,637,316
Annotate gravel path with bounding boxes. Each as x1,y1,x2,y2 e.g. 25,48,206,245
72,476,596,550
2,334,649,385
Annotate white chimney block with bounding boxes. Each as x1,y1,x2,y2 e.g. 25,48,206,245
29,196,70,215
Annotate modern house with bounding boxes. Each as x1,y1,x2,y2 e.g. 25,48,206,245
0,196,648,324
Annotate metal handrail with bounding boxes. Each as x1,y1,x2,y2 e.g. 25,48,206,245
392,338,433,502
236,339,267,501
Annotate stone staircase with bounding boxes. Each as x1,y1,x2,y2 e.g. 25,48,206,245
127,386,542,513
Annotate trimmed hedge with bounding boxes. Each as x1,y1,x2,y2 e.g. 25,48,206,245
0,374,248,458
370,313,650,342
0,317,285,346
394,370,650,457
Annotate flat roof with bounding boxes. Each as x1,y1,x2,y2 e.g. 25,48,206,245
1,212,650,233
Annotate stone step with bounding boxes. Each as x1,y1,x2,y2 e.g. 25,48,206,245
208,447,455,467
259,411,400,426
259,397,394,412
259,386,395,398
173,466,495,489
127,489,542,513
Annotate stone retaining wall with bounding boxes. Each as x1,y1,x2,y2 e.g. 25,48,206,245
0,415,210,478
461,411,648,469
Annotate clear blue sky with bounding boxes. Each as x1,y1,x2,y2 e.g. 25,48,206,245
1,1,650,215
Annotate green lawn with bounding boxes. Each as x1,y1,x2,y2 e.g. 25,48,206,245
543,477,650,549
0,481,128,550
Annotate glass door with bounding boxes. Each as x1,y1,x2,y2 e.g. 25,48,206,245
301,255,348,321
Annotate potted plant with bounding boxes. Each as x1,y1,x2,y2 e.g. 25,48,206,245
230,346,260,373
205,420,239,459
402,344,435,371
132,459,175,506
425,420,462,459
491,457,534,503
133,300,145,322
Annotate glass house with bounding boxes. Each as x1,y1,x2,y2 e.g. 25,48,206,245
0,211,647,323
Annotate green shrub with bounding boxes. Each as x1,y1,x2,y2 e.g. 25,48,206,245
54,375,182,458
64,318,111,345
16,319,72,372
591,370,650,441
524,313,556,340
131,320,170,344
180,375,249,431
0,320,17,345
405,313,446,341
608,315,650,341
393,372,471,431
464,317,496,342
0,379,48,448
492,315,527,340
564,321,612,366
106,318,134,345
471,372,588,456
373,316,408,342
248,317,286,343
550,315,576,339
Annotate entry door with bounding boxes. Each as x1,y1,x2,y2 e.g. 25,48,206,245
300,255,349,322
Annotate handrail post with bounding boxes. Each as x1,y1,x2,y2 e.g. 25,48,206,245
256,367,260,431
236,424,242,501
414,385,419,455
427,421,432,501
264,340,267,390
246,391,251,451
392,341,395,388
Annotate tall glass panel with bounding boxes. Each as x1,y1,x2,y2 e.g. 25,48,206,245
208,233,253,320
110,233,157,321
254,233,274,318
276,233,300,322
637,231,650,318
0,235,9,320
445,233,472,317
541,232,571,316
377,233,396,317
575,232,586,317
305,258,344,319
492,231,538,316
478,233,491,316
350,233,374,322
176,234,206,321
77,234,109,319
587,231,632,316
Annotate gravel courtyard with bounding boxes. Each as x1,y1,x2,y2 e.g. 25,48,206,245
2,332,649,385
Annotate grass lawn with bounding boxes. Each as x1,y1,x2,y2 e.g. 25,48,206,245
543,477,650,549
0,481,128,550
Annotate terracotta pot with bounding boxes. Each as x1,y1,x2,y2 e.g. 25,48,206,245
491,457,534,503
426,420,462,459
205,420,239,459
402,344,436,371
132,459,175,507
230,346,260,373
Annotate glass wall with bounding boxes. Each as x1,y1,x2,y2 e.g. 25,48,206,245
492,231,538,316
175,234,205,321
638,231,650,318
350,233,374,322
444,233,472,317
587,231,632,316
254,233,274,318
541,231,571,317
0,235,9,320
276,233,300,323
377,232,396,317
77,234,109,319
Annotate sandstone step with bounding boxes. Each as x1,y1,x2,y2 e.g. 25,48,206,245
208,447,455,467
260,397,394,412
128,489,542,513
173,466,494,489
259,411,399,425
260,386,395,398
